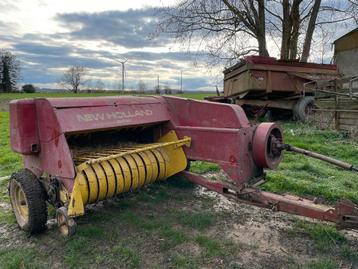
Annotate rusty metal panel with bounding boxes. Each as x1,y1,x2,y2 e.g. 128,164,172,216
223,56,339,98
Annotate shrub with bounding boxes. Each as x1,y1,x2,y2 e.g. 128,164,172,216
22,84,36,93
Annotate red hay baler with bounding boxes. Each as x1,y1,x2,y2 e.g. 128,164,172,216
8,96,358,236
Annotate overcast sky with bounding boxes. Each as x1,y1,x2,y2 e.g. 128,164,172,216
1,0,355,92
0,0,223,91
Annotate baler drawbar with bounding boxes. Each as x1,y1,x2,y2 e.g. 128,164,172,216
8,96,358,236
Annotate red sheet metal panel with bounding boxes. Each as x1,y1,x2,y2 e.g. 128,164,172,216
9,99,39,155
45,96,162,108
163,96,261,185
163,96,250,129
56,102,169,134
10,96,170,180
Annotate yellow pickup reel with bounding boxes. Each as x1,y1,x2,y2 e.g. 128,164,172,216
56,131,191,236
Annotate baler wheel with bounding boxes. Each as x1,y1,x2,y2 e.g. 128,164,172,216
56,207,76,236
8,169,48,234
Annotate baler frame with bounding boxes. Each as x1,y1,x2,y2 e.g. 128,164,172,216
182,171,358,229
7,95,358,236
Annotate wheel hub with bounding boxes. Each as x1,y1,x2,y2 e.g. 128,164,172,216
10,180,29,228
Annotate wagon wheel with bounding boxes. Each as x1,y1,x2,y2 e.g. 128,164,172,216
293,97,316,122
8,169,48,234
56,207,76,236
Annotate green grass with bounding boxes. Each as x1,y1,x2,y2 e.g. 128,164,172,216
170,254,199,269
303,259,338,269
0,91,211,102
0,112,21,178
76,225,106,239
195,235,224,257
64,237,95,268
0,180,10,203
0,210,15,225
189,161,220,174
293,221,345,251
0,249,41,269
340,244,358,264
0,91,120,100
115,210,188,248
178,211,216,230
287,220,357,267
105,244,141,268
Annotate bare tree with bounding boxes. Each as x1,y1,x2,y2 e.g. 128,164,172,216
158,0,269,63
0,50,20,92
267,0,357,61
60,66,86,93
158,0,358,64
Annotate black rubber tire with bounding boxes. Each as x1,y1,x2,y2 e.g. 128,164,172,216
185,160,191,171
293,97,315,122
9,169,48,234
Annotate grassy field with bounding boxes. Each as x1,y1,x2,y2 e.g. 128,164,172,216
265,123,358,204
0,92,357,268
0,91,211,100
0,91,212,111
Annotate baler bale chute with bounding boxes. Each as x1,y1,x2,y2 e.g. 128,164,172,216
8,96,358,236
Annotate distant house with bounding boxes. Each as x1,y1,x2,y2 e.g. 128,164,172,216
333,28,358,77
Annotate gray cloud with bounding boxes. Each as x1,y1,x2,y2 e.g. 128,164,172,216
56,8,169,48
0,0,18,12
15,42,72,56
1,7,214,91
123,50,193,62
11,41,205,88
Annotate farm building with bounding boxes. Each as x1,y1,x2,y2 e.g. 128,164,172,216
314,27,358,134
334,27,358,77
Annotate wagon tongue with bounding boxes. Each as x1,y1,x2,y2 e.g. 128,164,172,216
336,200,358,229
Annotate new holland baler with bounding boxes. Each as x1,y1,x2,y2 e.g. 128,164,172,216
8,96,358,236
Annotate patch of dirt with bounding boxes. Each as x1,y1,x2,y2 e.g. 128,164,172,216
194,186,358,268
0,202,11,210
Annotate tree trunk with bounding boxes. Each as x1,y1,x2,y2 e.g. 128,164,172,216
301,0,321,62
289,1,300,59
257,0,269,56
280,0,291,60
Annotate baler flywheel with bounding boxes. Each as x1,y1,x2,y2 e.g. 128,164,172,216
67,131,191,217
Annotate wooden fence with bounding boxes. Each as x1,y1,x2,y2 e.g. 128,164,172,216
313,98,358,135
